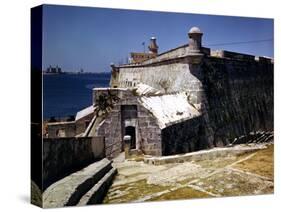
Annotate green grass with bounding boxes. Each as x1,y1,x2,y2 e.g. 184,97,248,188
149,187,209,201
103,179,171,203
233,144,274,179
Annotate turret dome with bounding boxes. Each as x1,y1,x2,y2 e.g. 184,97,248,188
189,26,202,34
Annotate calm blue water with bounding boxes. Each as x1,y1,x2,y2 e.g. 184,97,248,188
43,73,110,119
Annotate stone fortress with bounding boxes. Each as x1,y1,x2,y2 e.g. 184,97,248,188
45,25,273,165
41,26,274,207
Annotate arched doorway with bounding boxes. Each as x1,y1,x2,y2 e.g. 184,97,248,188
125,126,136,149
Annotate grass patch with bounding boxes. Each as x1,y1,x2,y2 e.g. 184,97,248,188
233,144,274,179
123,172,150,178
128,155,144,162
178,177,197,185
195,150,258,169
149,187,210,201
196,157,238,169
190,169,273,196
103,179,171,204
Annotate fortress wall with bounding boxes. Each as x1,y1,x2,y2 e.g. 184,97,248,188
201,57,273,146
116,59,203,94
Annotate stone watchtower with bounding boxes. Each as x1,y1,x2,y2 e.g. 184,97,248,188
148,37,158,55
188,27,203,54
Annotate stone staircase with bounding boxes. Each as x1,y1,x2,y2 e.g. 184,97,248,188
231,131,273,145
43,158,117,208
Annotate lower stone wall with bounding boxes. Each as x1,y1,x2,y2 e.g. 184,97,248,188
97,106,123,159
43,136,105,189
137,105,162,156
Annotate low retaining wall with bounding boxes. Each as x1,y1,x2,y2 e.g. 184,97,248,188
43,136,105,189
144,145,267,165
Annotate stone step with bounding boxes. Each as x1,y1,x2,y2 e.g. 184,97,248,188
255,134,267,143
43,158,112,208
264,134,273,142
231,131,273,145
255,133,273,143
77,167,117,206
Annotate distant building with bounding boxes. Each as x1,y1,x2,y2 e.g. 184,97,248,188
129,37,159,63
46,65,62,74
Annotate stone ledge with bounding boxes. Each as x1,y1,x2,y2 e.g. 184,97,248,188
144,145,267,165
43,158,112,208
78,167,117,205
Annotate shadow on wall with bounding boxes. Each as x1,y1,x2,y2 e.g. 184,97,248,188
161,116,211,155
42,136,105,190
200,58,273,145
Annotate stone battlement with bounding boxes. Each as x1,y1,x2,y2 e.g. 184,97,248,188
210,49,273,63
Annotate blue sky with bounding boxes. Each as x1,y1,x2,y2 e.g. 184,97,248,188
42,5,273,73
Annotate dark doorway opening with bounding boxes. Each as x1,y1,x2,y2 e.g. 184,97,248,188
125,126,136,149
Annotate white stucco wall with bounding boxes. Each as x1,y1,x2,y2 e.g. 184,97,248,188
117,60,202,94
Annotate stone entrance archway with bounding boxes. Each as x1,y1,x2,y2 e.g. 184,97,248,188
125,126,136,149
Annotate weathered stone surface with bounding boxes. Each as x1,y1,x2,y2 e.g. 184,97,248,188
78,167,117,205
104,143,273,204
43,158,112,208
144,144,268,165
31,180,42,207
201,58,273,147
43,137,105,189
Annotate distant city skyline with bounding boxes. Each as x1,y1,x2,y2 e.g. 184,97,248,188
42,5,273,73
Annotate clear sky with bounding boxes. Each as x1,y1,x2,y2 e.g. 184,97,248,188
42,4,273,73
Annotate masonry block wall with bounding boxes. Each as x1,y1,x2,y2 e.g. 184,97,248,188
137,105,162,156
96,90,162,158
161,116,203,155
96,105,123,158
201,57,273,146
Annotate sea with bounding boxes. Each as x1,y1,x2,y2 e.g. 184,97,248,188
43,73,111,120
